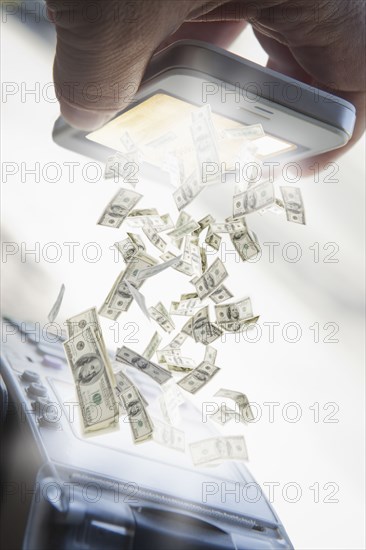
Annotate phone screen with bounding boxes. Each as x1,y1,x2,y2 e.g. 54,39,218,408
86,93,297,161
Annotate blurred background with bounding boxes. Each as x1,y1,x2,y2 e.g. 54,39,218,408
1,2,365,549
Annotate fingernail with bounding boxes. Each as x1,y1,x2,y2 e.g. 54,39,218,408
60,100,114,132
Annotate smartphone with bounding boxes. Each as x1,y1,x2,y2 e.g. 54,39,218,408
53,40,356,166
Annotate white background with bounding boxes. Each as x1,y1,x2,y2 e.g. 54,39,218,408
1,9,365,550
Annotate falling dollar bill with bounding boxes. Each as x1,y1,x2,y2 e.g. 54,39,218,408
142,331,162,361
204,345,217,365
48,283,65,323
148,302,175,333
219,315,260,333
170,297,202,316
114,370,148,410
63,326,119,434
162,332,188,350
192,214,215,237
115,233,145,263
215,297,253,324
120,385,154,443
116,346,172,385
170,211,192,249
173,170,203,210
152,418,185,452
142,223,167,252
66,307,110,369
205,229,222,251
280,186,306,225
194,258,228,299
191,105,220,185
167,219,200,239
209,285,233,304
190,435,248,466
192,306,223,345
210,219,247,234
233,180,275,217
215,388,254,422
230,229,260,262
178,361,220,394
154,213,174,232
97,188,142,228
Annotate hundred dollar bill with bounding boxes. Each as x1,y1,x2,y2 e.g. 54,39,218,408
156,348,181,364
209,285,233,304
219,315,260,333
200,246,207,273
194,258,228,299
124,280,150,319
162,332,188,350
190,435,248,466
210,219,247,234
154,213,174,232
149,302,175,332
230,229,260,262
48,283,65,323
181,317,194,338
280,186,306,225
192,306,223,344
191,105,220,185
127,211,166,228
116,346,172,385
142,223,167,252
204,345,217,365
205,229,222,251
136,254,182,281
222,124,265,140
215,297,253,324
148,304,175,333
167,219,200,239
170,297,202,316
100,273,134,317
215,388,254,422
180,292,198,300
233,180,275,217
178,361,220,394
152,418,185,452
160,251,194,276
115,233,145,263
192,214,215,237
173,170,203,210
114,370,148,411
66,306,103,342
120,385,154,443
97,188,142,228
115,237,138,263
142,331,162,361
160,352,196,370
170,211,192,249
63,326,119,434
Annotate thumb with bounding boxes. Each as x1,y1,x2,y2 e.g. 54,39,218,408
47,0,196,130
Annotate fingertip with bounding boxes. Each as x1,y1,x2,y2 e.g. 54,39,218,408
59,99,114,132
